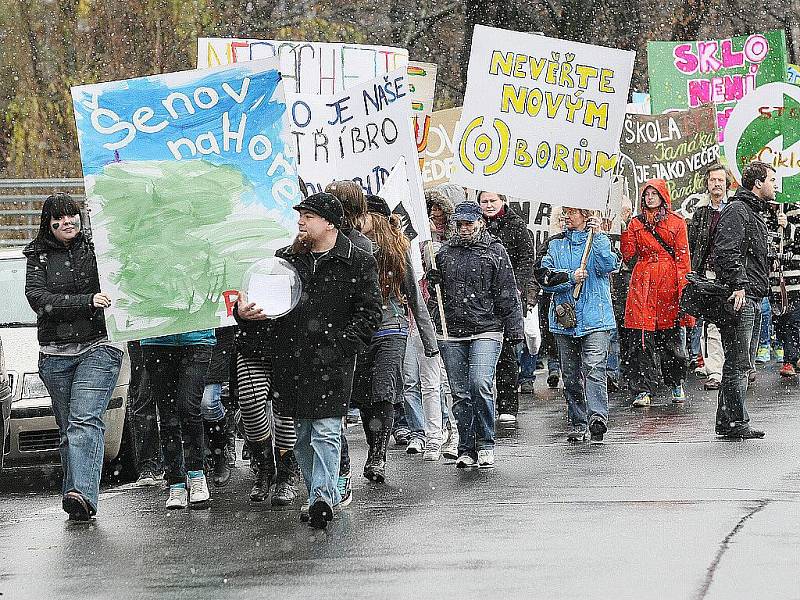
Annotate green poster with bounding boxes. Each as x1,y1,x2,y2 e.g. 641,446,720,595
648,31,788,143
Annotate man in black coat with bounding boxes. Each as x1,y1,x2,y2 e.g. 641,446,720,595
237,193,382,528
712,161,774,439
478,191,535,423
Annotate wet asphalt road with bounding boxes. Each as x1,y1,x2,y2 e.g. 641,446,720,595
1,364,799,600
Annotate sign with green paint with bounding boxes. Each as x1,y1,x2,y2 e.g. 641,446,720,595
71,58,301,342
648,31,788,143
722,82,800,203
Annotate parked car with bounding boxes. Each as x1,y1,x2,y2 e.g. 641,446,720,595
0,339,12,471
0,247,133,475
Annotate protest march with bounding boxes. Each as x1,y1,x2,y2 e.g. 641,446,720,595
2,5,800,597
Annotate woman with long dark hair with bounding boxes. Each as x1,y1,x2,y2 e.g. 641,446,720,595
352,195,438,484
24,193,123,521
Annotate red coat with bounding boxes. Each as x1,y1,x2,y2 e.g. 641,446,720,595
621,179,694,331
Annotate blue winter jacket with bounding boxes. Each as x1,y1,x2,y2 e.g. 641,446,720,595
536,229,619,337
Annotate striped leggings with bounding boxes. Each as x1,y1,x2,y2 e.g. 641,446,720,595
236,353,296,451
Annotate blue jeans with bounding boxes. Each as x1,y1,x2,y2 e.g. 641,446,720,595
201,383,226,422
143,345,212,484
717,299,760,430
759,297,772,348
439,338,502,456
402,335,426,442
518,345,537,382
294,417,342,508
39,345,123,513
555,331,611,428
774,302,800,364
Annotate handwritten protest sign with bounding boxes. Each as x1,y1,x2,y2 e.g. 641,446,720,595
648,31,788,142
197,38,408,93
723,82,800,203
71,59,299,341
422,107,461,188
407,61,438,167
290,68,425,206
618,105,719,214
451,25,634,211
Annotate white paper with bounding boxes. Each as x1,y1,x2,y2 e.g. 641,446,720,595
248,273,293,316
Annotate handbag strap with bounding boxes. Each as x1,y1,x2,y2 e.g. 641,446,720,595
636,214,675,259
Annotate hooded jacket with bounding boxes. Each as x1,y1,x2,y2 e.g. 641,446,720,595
430,229,523,340
24,232,108,345
712,187,770,300
621,179,692,331
536,228,619,337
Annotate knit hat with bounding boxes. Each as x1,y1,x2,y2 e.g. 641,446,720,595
452,201,482,223
293,192,344,228
365,194,392,218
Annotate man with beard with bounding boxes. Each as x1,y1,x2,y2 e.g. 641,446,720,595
687,164,729,390
237,192,381,528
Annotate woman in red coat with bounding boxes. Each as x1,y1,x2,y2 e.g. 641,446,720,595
621,178,693,407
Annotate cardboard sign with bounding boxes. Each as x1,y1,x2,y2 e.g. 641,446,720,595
722,82,800,203
451,25,635,211
421,107,461,188
618,105,720,212
648,31,788,142
71,59,299,341
408,61,438,167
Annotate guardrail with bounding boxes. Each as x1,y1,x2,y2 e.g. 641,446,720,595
0,179,85,247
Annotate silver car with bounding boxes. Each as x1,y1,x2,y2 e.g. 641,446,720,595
0,247,131,472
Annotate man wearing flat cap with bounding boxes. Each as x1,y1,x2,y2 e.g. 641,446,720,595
236,192,382,529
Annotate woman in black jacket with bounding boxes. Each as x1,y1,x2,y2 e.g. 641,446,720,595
24,193,123,521
428,201,524,468
478,191,535,423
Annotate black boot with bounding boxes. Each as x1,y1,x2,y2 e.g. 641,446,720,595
249,440,275,502
364,423,392,484
204,419,231,487
225,411,237,468
271,449,299,506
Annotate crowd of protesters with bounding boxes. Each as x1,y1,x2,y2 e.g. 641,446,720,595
25,160,786,526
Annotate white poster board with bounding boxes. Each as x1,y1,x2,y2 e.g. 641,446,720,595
451,25,635,211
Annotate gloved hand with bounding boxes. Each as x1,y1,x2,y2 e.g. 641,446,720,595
426,269,443,286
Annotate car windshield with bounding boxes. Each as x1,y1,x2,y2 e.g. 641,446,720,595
0,257,37,326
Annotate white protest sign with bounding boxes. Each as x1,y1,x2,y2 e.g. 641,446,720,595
408,61,438,166
452,25,635,211
380,157,431,279
197,38,408,94
291,68,426,205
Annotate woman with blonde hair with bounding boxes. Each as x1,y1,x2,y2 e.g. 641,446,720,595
351,195,438,483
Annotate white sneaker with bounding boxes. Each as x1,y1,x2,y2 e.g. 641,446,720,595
166,484,188,509
477,449,495,468
455,454,476,468
497,414,517,424
187,471,210,505
406,438,425,454
442,426,460,460
423,443,441,461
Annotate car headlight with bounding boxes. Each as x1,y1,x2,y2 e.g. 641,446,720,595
21,372,49,400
